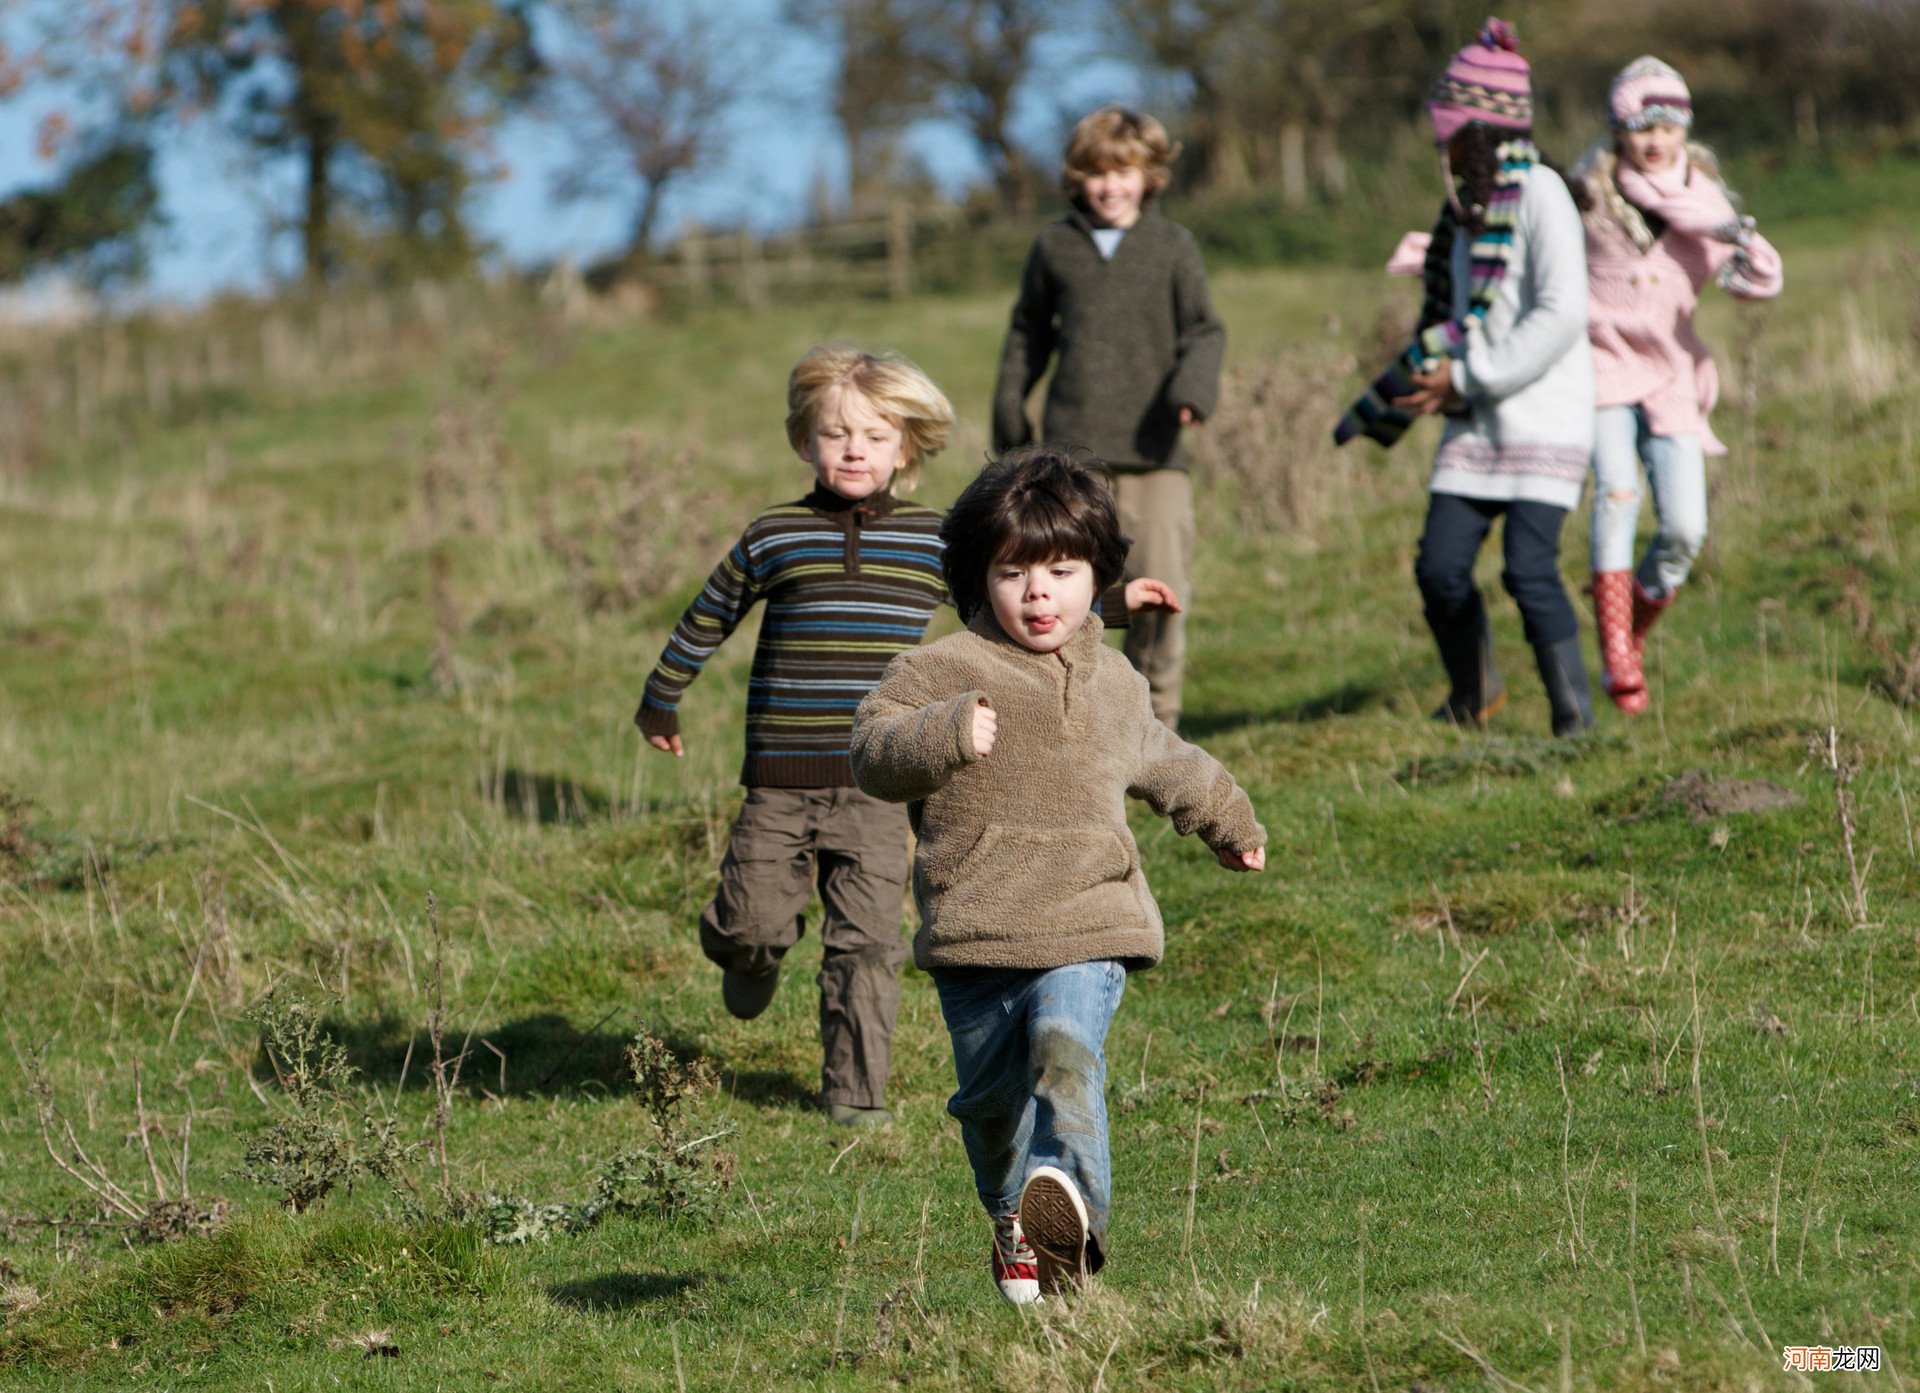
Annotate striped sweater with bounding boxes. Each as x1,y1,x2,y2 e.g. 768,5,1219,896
636,485,949,788
637,483,1132,787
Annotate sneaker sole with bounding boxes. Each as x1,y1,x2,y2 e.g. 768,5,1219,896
1019,1167,1089,1295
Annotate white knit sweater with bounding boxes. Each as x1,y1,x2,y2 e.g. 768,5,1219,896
1435,165,1595,511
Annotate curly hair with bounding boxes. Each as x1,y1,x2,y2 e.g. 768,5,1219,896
1570,138,1731,253
1062,107,1180,202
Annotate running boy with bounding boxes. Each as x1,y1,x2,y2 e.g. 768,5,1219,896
637,350,1176,1128
851,446,1265,1302
992,107,1225,731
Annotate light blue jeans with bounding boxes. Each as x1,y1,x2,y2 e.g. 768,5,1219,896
1589,404,1708,600
931,959,1125,1259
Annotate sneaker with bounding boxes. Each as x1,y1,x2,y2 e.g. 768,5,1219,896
720,966,779,1020
824,1102,892,1128
1018,1166,1091,1295
990,1212,1041,1305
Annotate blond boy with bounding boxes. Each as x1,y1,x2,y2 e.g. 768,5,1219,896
637,348,955,1126
638,350,1178,1126
991,107,1226,731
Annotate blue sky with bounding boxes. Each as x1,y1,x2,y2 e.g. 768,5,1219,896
0,0,1144,304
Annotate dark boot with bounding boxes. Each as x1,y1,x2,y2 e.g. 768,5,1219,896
1533,636,1595,738
1429,599,1506,726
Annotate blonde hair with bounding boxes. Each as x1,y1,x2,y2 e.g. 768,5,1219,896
1062,107,1180,201
784,346,954,494
1573,137,1731,253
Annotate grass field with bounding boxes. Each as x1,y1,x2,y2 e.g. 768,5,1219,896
2,162,1919,1391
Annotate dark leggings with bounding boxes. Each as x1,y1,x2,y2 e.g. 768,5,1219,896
1414,493,1577,649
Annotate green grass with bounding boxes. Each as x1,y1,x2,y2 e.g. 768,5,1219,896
2,160,1919,1391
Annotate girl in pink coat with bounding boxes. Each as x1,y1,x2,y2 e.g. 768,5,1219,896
1573,57,1783,714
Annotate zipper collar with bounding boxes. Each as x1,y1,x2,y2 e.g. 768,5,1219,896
805,483,899,518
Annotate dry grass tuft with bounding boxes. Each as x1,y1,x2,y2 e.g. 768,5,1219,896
992,1280,1328,1391
1189,344,1366,539
539,433,729,614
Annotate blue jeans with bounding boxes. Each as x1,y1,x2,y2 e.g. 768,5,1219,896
931,960,1126,1258
1415,492,1578,651
1589,404,1708,600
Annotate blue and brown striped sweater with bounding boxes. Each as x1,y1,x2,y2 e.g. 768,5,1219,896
638,483,1130,787
637,485,949,788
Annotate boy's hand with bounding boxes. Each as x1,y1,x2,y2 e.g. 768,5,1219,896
970,700,997,758
1215,844,1265,872
1124,578,1184,614
646,733,684,757
1178,406,1204,426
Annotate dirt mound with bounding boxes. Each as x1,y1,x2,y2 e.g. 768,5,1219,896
1661,769,1803,822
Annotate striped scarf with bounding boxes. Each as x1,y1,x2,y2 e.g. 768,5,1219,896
1335,140,1538,448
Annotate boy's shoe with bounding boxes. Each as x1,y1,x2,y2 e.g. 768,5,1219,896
824,1102,892,1128
1018,1166,1091,1296
721,966,779,1020
990,1212,1041,1305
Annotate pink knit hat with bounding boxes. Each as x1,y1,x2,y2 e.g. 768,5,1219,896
1609,56,1693,131
1427,18,1532,146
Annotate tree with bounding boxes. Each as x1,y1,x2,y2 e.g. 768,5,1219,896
787,0,939,213
0,137,161,286
913,0,1051,211
23,1,538,283
1108,0,1492,200
547,0,741,257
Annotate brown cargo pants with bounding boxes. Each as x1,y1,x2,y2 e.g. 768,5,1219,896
699,785,911,1110
1114,468,1194,730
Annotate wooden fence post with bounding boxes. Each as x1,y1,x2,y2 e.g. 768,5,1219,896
886,202,912,300
681,231,710,302
738,229,769,310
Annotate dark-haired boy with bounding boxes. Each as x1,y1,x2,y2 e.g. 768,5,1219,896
850,446,1265,1304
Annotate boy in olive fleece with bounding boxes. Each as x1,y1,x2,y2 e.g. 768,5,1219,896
992,107,1226,731
851,447,1265,1304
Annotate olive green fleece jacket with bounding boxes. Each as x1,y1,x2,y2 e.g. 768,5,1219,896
849,612,1265,971
991,206,1226,473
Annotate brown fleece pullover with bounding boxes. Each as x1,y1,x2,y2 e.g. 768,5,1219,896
850,612,1265,971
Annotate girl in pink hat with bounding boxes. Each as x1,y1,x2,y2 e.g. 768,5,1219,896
1573,57,1783,714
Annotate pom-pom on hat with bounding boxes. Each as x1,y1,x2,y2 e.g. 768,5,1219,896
1609,56,1693,131
1428,17,1533,147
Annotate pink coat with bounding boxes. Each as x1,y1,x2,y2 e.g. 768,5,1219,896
1584,163,1782,454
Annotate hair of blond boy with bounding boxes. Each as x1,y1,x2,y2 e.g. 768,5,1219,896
1062,107,1181,200
784,346,955,494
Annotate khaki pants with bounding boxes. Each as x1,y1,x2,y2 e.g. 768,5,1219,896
699,786,910,1109
1114,469,1194,729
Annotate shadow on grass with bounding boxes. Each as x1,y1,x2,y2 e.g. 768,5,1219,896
477,769,612,825
548,1270,723,1312
332,1010,638,1097
332,1010,821,1111
1182,680,1385,739
721,1069,818,1110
